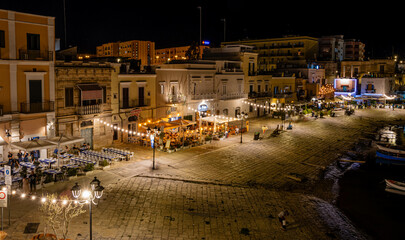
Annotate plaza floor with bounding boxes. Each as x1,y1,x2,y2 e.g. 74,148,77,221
3,108,405,240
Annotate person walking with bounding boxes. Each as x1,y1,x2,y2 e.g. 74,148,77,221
22,176,30,195
29,170,37,193
278,210,289,230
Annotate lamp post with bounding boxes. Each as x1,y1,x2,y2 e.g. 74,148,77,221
71,177,104,240
237,112,248,143
197,6,202,45
147,126,160,170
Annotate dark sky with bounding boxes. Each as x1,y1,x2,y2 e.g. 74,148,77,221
1,0,403,58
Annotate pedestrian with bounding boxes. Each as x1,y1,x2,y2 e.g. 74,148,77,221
17,151,23,162
7,152,12,162
24,152,29,162
278,210,289,230
22,176,30,195
29,170,37,193
33,150,39,161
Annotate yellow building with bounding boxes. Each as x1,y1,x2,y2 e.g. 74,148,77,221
155,45,209,64
96,42,119,57
222,36,319,73
0,9,56,159
119,40,155,65
110,62,157,143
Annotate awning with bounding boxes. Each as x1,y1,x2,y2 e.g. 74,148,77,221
45,135,85,145
201,116,237,124
142,121,179,131
77,84,103,100
170,119,196,126
11,139,57,151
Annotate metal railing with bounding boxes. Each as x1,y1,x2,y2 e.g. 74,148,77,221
120,98,151,109
76,104,101,115
18,49,53,61
20,101,54,113
248,92,272,98
190,93,216,100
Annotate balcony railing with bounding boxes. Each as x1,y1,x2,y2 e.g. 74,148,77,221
274,93,294,98
120,98,151,109
219,93,246,100
20,101,54,113
248,92,273,98
18,49,53,61
76,104,101,115
190,93,216,100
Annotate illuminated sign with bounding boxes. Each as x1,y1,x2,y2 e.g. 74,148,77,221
202,41,210,45
334,78,357,95
198,103,208,112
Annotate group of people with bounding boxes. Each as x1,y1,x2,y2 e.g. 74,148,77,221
7,150,40,173
22,170,37,194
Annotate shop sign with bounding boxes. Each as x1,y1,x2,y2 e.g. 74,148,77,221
198,103,208,112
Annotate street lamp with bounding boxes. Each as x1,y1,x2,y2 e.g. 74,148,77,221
71,177,104,240
237,112,248,143
147,126,161,170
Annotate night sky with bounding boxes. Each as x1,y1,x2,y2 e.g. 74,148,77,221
0,0,403,58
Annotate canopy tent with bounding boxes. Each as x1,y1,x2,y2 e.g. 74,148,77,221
45,135,85,168
11,139,57,151
201,116,237,124
141,121,179,131
170,119,196,126
45,135,85,145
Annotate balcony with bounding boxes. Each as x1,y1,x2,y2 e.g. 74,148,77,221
190,93,216,100
248,92,272,98
274,93,294,98
76,104,101,115
20,101,54,113
120,98,151,109
18,49,53,61
219,92,246,100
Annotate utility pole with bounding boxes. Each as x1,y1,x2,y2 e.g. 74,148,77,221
221,18,226,42
197,6,202,45
63,0,67,48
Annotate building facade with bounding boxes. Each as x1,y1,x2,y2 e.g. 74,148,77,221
222,36,319,73
155,45,209,64
0,9,56,160
54,61,116,149
156,60,246,121
111,63,157,143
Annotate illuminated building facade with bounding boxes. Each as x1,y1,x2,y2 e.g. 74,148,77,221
0,9,56,160
155,45,209,64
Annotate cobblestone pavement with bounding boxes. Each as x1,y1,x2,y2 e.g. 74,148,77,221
3,108,405,240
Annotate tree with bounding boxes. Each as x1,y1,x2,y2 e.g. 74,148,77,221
39,194,86,240
185,42,201,60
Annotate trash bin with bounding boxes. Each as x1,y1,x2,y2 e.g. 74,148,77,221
254,132,260,140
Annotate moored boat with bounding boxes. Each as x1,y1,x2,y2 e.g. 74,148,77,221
385,179,405,192
375,151,405,165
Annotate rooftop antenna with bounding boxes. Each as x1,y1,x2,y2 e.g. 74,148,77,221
63,0,67,48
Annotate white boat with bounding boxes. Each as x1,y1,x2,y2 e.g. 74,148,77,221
385,179,405,192
376,144,405,155
385,187,405,196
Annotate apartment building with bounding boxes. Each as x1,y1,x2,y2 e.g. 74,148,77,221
111,62,157,143
96,42,119,57
156,60,246,121
222,36,319,73
344,39,365,61
54,60,117,149
155,45,209,64
0,9,56,160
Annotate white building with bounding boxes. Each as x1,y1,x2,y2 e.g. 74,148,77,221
156,60,246,121
360,77,394,97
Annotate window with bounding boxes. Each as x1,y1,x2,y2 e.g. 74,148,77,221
102,86,107,103
0,30,5,48
65,87,74,107
222,85,227,95
27,33,40,50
